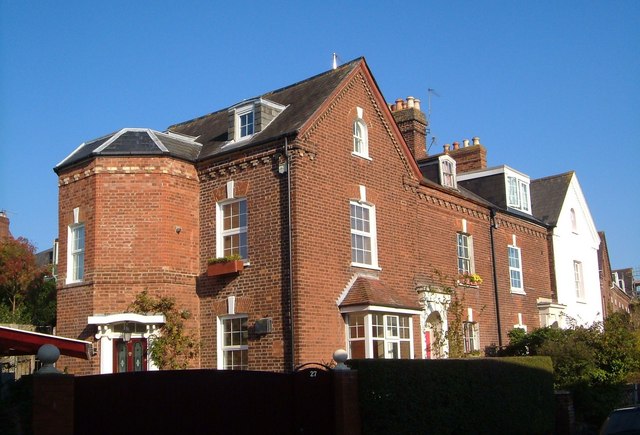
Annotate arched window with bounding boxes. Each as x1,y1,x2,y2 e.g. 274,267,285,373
352,107,369,157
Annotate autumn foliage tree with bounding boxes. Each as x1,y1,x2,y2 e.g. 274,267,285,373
0,236,55,326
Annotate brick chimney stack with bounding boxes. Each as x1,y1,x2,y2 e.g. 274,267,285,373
0,210,11,240
444,136,487,173
389,96,428,161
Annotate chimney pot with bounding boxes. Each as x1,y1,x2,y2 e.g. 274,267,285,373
443,144,450,152
463,139,470,147
389,103,396,111
395,98,404,110
406,96,415,108
453,142,460,150
414,98,421,111
472,136,480,146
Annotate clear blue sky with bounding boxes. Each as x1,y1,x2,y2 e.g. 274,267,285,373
1,1,638,270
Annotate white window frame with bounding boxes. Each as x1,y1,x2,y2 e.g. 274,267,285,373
463,321,480,353
216,198,248,260
217,314,248,370
508,245,525,294
352,107,369,159
457,233,474,275
350,201,378,269
506,175,530,212
66,223,85,284
234,105,255,141
346,312,413,359
439,155,457,188
574,261,585,300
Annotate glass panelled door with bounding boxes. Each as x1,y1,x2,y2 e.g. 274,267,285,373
113,338,147,373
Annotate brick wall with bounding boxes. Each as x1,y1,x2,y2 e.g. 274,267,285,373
197,146,291,372
56,156,200,374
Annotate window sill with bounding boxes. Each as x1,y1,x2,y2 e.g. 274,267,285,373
350,263,382,271
62,280,93,289
457,281,479,289
510,288,526,295
351,152,372,161
576,298,587,304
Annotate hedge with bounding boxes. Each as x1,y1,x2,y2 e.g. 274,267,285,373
347,357,554,435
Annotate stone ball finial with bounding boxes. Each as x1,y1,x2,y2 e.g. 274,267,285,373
36,344,63,375
333,348,349,370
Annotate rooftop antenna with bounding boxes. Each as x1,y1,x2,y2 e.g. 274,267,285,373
426,88,441,153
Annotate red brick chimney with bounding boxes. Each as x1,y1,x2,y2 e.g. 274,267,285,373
390,96,428,161
444,136,487,173
0,211,11,240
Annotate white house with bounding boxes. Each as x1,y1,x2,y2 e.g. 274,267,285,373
531,171,602,326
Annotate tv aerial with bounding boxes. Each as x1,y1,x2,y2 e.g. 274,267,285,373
427,88,441,153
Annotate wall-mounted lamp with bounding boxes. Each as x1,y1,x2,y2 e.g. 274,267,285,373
122,322,132,342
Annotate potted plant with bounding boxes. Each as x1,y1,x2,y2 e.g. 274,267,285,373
458,273,483,287
207,254,244,277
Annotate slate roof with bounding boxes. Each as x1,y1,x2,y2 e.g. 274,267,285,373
54,128,201,173
530,171,574,226
55,59,364,172
168,58,362,161
339,277,421,310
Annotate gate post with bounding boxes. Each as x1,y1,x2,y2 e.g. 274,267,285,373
333,349,360,435
32,345,75,435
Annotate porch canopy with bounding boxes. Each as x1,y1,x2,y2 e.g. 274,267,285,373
0,325,92,360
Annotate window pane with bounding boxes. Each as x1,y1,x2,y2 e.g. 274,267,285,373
222,316,248,370
399,316,410,339
386,315,399,338
348,313,366,339
387,342,399,359
372,340,384,358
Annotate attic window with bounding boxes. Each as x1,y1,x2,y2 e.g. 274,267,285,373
439,155,457,188
506,175,531,213
235,106,255,140
352,107,369,159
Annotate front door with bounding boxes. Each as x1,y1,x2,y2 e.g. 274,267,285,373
113,338,147,373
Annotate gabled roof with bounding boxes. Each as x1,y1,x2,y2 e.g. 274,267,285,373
530,171,574,225
55,128,202,173
168,58,363,161
339,276,420,311
55,60,365,172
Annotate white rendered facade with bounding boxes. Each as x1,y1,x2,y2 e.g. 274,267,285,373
549,175,602,325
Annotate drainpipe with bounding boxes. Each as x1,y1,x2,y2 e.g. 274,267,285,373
285,137,295,372
489,208,503,348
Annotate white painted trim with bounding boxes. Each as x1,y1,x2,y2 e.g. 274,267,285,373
88,313,165,325
339,304,422,315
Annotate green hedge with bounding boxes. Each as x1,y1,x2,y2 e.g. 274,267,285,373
348,357,554,435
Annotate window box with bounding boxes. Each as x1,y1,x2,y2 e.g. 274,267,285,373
457,273,482,288
207,255,244,277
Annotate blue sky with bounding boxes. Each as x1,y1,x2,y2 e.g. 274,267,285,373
1,1,638,270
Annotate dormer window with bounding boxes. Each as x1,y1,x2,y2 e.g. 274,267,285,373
239,110,254,138
235,105,255,141
439,155,457,188
352,107,369,158
506,175,530,212
228,98,286,143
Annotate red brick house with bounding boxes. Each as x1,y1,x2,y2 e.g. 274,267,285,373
598,232,632,318
54,57,556,374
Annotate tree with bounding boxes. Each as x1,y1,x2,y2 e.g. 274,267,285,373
502,312,640,427
128,291,199,370
0,237,38,320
